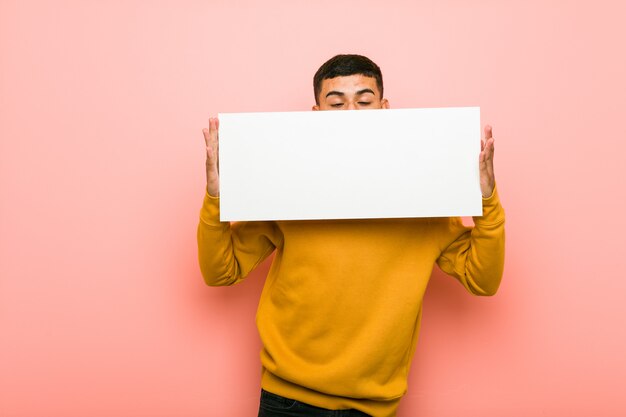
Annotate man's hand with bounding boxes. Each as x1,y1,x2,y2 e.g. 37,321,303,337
203,117,220,197
479,125,496,198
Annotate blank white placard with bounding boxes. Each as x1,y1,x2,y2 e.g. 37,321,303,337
218,107,482,221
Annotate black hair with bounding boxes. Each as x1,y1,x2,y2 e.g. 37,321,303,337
313,54,384,105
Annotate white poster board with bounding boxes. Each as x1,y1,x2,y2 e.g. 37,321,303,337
218,107,482,221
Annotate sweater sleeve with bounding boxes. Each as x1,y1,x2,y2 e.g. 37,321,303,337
197,191,282,286
436,185,506,296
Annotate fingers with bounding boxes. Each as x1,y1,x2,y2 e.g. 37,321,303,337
205,117,219,146
479,126,494,171
480,124,495,161
203,117,220,164
482,138,494,160
202,127,210,147
484,125,492,140
481,125,492,151
203,116,220,197
209,117,219,143
479,125,496,197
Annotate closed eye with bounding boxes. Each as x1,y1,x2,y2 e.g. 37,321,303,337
331,103,344,107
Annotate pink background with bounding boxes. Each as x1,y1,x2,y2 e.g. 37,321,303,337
1,1,625,416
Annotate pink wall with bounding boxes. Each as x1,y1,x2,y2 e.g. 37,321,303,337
1,0,625,415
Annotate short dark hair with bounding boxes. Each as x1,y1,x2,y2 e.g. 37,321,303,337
313,54,384,105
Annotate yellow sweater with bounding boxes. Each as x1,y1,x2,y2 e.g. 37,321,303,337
197,187,505,417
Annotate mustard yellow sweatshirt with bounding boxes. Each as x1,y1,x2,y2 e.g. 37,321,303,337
197,187,505,417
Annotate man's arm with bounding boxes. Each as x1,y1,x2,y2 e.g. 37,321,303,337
436,187,505,296
197,117,281,286
436,125,505,295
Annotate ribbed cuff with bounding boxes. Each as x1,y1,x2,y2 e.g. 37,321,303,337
475,183,505,224
199,190,224,226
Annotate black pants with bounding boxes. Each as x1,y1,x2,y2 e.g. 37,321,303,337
258,389,372,417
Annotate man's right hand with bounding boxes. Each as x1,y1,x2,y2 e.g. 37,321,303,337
203,117,220,197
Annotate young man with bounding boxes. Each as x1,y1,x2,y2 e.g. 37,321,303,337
198,55,505,417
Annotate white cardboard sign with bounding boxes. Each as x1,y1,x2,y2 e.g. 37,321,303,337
218,107,482,221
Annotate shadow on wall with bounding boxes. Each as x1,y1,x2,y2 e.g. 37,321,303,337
425,266,476,314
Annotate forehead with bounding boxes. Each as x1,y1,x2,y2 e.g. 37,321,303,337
319,74,380,96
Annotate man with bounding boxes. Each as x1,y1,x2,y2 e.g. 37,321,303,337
198,54,505,417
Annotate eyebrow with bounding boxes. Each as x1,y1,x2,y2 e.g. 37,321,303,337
325,88,377,99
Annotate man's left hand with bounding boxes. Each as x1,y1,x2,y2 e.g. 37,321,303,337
479,125,496,198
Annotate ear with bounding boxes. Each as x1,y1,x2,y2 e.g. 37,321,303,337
312,105,320,111
381,98,390,109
